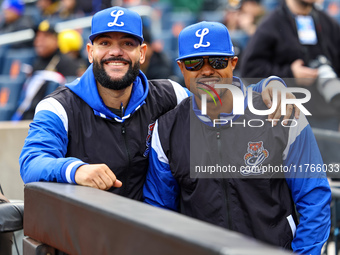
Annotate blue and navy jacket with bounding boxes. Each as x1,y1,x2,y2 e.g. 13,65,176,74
143,77,331,255
19,64,189,200
19,67,281,200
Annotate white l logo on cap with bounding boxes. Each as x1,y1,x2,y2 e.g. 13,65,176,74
194,28,210,49
108,10,124,27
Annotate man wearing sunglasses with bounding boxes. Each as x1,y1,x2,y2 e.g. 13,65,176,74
143,21,331,255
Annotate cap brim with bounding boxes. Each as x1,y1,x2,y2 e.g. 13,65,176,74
176,52,234,61
89,30,144,44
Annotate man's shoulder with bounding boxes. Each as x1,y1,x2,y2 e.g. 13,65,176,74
157,97,190,125
147,79,188,105
48,85,72,97
148,79,175,90
156,97,190,150
46,85,80,106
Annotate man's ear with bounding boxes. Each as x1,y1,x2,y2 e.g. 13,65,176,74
139,43,147,64
87,43,94,63
177,61,185,75
231,56,238,70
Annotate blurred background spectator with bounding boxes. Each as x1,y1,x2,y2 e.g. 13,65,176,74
58,29,89,77
158,0,204,13
0,0,35,48
11,19,82,120
79,0,111,14
32,20,81,77
140,26,178,82
35,0,60,19
240,0,340,164
54,0,85,20
221,0,266,75
238,0,266,36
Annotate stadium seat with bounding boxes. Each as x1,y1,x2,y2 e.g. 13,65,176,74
0,74,26,121
0,48,36,77
0,45,10,76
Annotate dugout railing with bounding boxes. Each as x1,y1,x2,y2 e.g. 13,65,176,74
23,182,292,255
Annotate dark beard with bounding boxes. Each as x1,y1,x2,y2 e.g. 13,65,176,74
93,57,140,91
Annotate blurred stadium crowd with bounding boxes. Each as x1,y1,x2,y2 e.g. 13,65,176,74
0,0,339,122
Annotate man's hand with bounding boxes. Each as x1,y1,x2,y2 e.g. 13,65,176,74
291,59,318,86
75,164,123,190
262,80,300,126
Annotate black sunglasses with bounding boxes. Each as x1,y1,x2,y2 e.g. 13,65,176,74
182,57,232,71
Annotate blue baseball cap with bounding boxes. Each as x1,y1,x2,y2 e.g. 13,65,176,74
176,21,234,61
89,6,144,44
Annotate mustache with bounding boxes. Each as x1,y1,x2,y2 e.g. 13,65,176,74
100,57,132,65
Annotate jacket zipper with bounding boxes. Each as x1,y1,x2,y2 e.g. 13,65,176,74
121,104,131,195
121,123,131,161
217,130,232,229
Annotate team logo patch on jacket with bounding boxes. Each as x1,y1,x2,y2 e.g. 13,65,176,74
241,141,269,176
143,122,155,157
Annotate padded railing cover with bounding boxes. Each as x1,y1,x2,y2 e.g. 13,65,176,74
24,182,291,255
0,201,24,232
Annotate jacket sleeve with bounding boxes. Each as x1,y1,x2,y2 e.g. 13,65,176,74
283,115,331,255
168,79,191,104
143,120,180,211
19,98,86,184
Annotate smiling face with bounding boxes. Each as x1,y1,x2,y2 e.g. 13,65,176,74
178,56,238,105
87,32,147,90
